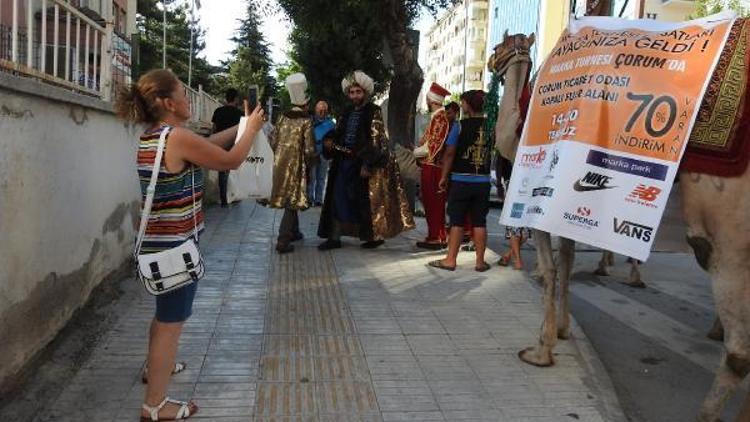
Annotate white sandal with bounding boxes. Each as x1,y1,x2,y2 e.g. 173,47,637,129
141,397,198,421
142,362,187,384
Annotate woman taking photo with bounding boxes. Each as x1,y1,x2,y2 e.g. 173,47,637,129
115,69,264,421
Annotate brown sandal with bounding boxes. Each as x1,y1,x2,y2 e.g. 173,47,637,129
428,260,456,271
475,262,491,272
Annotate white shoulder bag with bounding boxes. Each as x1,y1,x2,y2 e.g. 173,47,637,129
135,127,205,295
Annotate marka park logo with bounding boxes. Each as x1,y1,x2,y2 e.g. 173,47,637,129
626,184,662,208
573,171,616,192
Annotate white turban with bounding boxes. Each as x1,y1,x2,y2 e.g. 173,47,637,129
341,70,375,96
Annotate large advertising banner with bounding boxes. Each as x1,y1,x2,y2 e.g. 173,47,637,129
499,12,735,261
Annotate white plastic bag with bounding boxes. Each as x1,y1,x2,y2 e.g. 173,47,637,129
227,117,274,202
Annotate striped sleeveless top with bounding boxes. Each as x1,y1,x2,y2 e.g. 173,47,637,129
137,124,205,253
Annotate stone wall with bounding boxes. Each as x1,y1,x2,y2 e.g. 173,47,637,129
0,73,141,390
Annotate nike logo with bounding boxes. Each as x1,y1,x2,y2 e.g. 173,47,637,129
573,181,616,192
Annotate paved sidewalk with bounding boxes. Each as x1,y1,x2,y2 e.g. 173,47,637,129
31,202,625,421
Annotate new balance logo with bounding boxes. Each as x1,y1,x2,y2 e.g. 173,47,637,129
629,184,661,202
573,172,616,192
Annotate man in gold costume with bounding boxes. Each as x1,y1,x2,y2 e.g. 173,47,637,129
269,73,315,254
317,70,415,250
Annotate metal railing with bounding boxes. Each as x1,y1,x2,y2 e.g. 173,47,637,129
0,0,113,99
186,83,221,128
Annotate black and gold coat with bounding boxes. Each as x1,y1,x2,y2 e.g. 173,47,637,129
268,107,315,210
318,102,415,241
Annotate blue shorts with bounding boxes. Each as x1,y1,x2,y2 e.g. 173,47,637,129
155,282,198,323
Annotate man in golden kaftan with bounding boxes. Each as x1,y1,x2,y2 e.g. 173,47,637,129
269,73,315,254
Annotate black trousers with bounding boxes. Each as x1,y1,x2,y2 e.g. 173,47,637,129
278,209,300,245
218,171,229,205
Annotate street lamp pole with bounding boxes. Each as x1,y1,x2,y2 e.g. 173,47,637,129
188,0,194,87
162,1,167,68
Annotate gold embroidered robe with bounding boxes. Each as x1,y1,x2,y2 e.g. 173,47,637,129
268,108,315,210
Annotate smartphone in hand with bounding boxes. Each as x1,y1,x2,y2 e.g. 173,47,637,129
247,85,259,110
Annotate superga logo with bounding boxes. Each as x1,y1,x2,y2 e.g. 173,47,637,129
573,171,616,192
532,187,554,197
563,207,599,230
613,218,654,242
519,147,547,168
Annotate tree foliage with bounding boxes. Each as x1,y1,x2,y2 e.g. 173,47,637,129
692,0,750,17
270,0,456,132
134,0,217,92
214,1,275,104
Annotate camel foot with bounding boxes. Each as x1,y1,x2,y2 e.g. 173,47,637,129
622,280,646,289
593,268,609,277
518,347,555,367
706,319,724,342
706,328,725,342
557,328,570,340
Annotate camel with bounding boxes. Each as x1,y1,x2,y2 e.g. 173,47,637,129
489,29,750,421
594,251,644,288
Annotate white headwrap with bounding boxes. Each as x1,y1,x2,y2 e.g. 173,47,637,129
341,70,375,96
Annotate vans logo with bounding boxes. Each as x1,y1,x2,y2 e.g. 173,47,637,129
613,218,654,242
573,172,616,192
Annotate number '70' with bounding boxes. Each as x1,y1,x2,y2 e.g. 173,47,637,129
624,93,677,137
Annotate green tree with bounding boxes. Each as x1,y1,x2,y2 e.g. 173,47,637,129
271,0,457,146
692,0,750,17
134,0,218,91
218,1,275,103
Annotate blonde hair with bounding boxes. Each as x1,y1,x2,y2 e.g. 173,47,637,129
114,69,180,124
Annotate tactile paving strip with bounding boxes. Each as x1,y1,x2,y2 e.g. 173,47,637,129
254,246,381,421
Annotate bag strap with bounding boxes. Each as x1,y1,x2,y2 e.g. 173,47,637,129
135,127,170,256
190,164,199,242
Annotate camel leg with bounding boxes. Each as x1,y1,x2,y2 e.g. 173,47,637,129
698,259,750,421
623,259,646,288
707,317,725,342
519,230,557,367
737,392,750,422
557,238,575,340
594,250,612,276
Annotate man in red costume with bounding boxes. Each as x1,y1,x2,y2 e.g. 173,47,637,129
416,82,452,250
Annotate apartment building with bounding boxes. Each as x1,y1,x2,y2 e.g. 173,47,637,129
420,0,490,109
